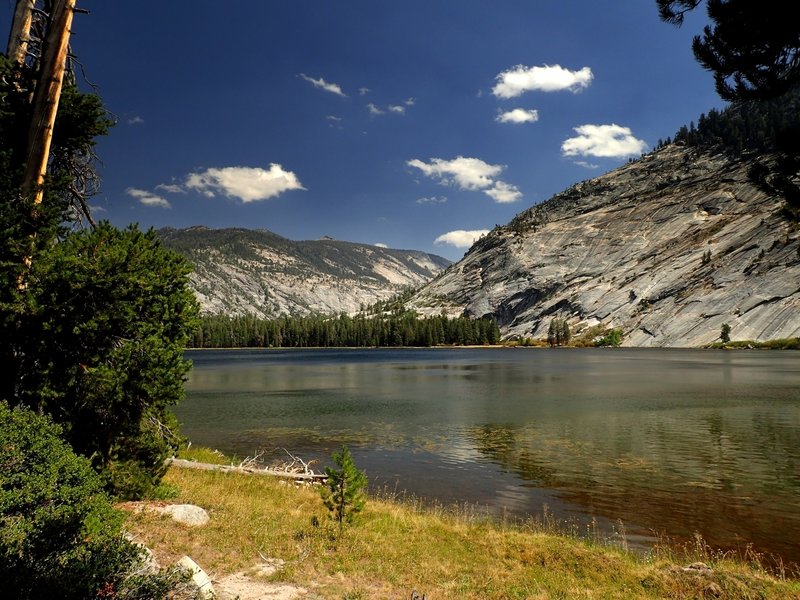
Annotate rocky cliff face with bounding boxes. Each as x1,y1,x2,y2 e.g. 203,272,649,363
158,227,450,318
409,145,800,346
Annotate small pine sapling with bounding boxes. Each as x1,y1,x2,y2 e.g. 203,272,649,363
320,445,368,529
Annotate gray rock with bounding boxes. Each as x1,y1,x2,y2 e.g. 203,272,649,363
177,556,215,600
158,227,451,318
410,146,800,347
157,503,210,526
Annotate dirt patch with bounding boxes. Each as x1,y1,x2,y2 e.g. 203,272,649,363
215,572,308,600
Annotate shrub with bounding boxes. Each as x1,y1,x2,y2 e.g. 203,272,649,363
0,402,182,599
596,328,624,347
5,224,198,499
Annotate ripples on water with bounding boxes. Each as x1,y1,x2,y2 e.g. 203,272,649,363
178,348,800,564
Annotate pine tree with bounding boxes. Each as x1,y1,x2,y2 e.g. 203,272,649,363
320,446,368,529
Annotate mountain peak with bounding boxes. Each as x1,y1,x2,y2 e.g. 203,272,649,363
158,227,450,318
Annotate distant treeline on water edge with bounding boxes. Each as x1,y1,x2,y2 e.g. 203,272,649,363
190,313,502,348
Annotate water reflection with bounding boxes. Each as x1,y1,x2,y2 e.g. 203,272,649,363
178,348,800,564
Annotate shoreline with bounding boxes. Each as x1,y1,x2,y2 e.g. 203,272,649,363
184,337,800,351
125,454,800,599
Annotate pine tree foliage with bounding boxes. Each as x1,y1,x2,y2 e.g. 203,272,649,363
14,223,199,497
672,85,800,154
670,84,800,220
191,312,501,348
0,53,199,497
547,318,571,347
658,0,800,101
657,1,800,219
320,445,368,528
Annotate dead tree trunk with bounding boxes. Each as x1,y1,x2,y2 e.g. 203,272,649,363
5,0,35,66
21,0,76,205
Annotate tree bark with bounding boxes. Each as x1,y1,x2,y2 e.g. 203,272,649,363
5,0,35,66
21,0,76,204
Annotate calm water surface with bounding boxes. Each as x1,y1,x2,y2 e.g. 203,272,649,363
177,348,800,564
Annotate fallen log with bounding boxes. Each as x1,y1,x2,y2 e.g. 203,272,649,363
166,457,328,483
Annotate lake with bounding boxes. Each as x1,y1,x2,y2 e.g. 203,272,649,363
177,347,800,565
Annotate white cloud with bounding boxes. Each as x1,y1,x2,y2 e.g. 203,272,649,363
492,64,593,98
485,181,522,203
406,156,522,203
434,229,490,248
369,102,410,116
574,160,600,169
155,183,185,194
416,195,448,204
374,243,388,248
126,187,171,209
299,73,346,97
561,124,647,158
359,87,371,95
404,97,416,106
496,108,539,124
326,115,342,122
407,156,501,190
127,116,144,125
185,165,305,203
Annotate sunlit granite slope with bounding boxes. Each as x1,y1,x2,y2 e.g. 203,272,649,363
409,145,800,346
158,227,451,318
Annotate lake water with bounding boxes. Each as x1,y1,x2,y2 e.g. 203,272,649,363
177,348,800,565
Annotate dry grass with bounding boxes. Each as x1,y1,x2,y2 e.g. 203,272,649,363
124,465,800,600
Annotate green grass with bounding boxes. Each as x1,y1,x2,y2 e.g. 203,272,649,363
177,444,235,465
704,337,800,350
124,458,800,600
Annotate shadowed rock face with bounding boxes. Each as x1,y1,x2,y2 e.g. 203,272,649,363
410,145,800,347
158,227,451,318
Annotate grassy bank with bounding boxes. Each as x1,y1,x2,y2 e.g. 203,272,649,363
125,453,800,599
704,337,800,350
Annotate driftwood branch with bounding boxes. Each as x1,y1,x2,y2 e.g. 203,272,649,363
166,457,327,483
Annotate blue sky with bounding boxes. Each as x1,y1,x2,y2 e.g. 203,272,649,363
4,1,724,260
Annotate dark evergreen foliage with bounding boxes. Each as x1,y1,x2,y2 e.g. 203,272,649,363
16,223,199,498
658,0,800,101
1,54,199,498
670,84,800,220
672,86,800,154
191,311,501,348
547,318,571,347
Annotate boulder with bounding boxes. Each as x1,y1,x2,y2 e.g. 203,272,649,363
177,556,215,600
157,503,210,526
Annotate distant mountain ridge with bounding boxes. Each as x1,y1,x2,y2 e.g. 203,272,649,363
407,144,800,347
157,226,451,318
